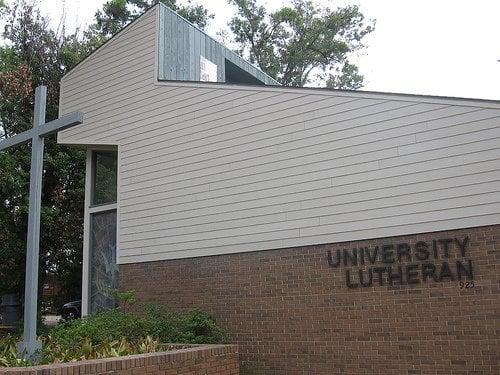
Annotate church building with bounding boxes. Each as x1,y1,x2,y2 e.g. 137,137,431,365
57,4,500,374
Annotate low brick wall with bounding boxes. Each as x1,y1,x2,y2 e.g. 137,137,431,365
0,344,239,374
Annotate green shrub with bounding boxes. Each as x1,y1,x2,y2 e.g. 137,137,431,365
40,335,160,364
142,305,227,344
0,334,160,367
0,305,228,367
169,309,228,344
0,336,31,367
49,309,147,347
48,306,227,347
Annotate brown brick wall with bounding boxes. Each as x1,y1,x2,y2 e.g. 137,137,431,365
120,225,500,375
0,344,239,374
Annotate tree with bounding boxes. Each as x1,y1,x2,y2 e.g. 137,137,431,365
0,0,212,311
85,0,213,50
0,0,371,315
0,0,87,308
228,0,374,87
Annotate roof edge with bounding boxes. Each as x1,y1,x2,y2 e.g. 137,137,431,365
155,79,500,109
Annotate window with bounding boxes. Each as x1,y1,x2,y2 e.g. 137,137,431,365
89,210,118,313
92,151,117,206
88,150,118,314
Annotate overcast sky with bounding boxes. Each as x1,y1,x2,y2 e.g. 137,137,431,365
32,0,500,100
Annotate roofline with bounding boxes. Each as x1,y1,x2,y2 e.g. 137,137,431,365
60,2,498,108
61,4,159,82
156,78,500,109
61,2,279,86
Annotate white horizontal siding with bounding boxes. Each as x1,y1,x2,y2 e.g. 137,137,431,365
58,5,500,264
58,6,158,143
120,181,500,242
118,109,498,194
118,162,500,230
118,196,500,253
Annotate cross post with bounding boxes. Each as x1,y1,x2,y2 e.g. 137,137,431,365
0,85,83,357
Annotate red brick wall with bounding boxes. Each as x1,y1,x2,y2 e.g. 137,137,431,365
0,344,239,374
120,225,500,375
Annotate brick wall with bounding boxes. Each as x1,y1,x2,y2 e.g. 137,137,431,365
120,225,500,375
0,344,239,374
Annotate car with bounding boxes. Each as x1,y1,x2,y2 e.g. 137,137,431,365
61,300,81,320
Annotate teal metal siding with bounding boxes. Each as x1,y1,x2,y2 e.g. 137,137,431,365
158,4,278,85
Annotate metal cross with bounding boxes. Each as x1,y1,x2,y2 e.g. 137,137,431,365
0,86,83,357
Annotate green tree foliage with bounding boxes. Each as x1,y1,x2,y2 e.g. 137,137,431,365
228,0,374,87
0,1,87,305
85,0,213,49
0,0,211,312
0,0,212,310
0,0,371,315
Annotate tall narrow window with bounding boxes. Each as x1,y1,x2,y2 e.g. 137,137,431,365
89,150,118,314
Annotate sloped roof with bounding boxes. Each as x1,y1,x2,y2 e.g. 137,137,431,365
62,3,279,86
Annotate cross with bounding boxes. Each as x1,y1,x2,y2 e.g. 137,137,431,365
0,86,83,357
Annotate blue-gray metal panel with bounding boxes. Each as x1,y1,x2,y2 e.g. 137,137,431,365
163,8,172,80
181,15,188,80
204,36,211,65
177,14,183,80
161,8,167,79
208,38,217,81
194,29,201,81
173,14,180,79
158,7,165,79
158,3,278,85
169,11,176,79
217,41,225,81
222,48,229,79
188,25,195,80
199,33,206,81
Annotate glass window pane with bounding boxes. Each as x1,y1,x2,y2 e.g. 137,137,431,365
92,151,117,205
89,210,117,313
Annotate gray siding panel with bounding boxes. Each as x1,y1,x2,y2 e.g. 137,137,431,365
61,82,500,264
58,6,500,265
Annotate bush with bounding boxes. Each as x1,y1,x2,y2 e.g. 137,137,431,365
49,309,147,347
0,305,228,367
0,334,160,367
0,336,26,367
49,306,227,347
142,305,227,344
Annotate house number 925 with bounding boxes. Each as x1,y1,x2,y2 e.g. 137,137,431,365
459,281,474,289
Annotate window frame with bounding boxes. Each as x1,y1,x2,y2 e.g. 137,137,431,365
82,147,119,317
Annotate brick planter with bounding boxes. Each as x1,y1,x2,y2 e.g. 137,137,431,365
0,344,239,374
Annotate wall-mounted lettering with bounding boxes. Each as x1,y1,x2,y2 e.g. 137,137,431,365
327,236,474,288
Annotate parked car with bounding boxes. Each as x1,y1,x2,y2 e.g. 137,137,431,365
61,300,81,320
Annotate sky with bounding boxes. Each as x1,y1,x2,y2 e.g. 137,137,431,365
25,0,500,100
